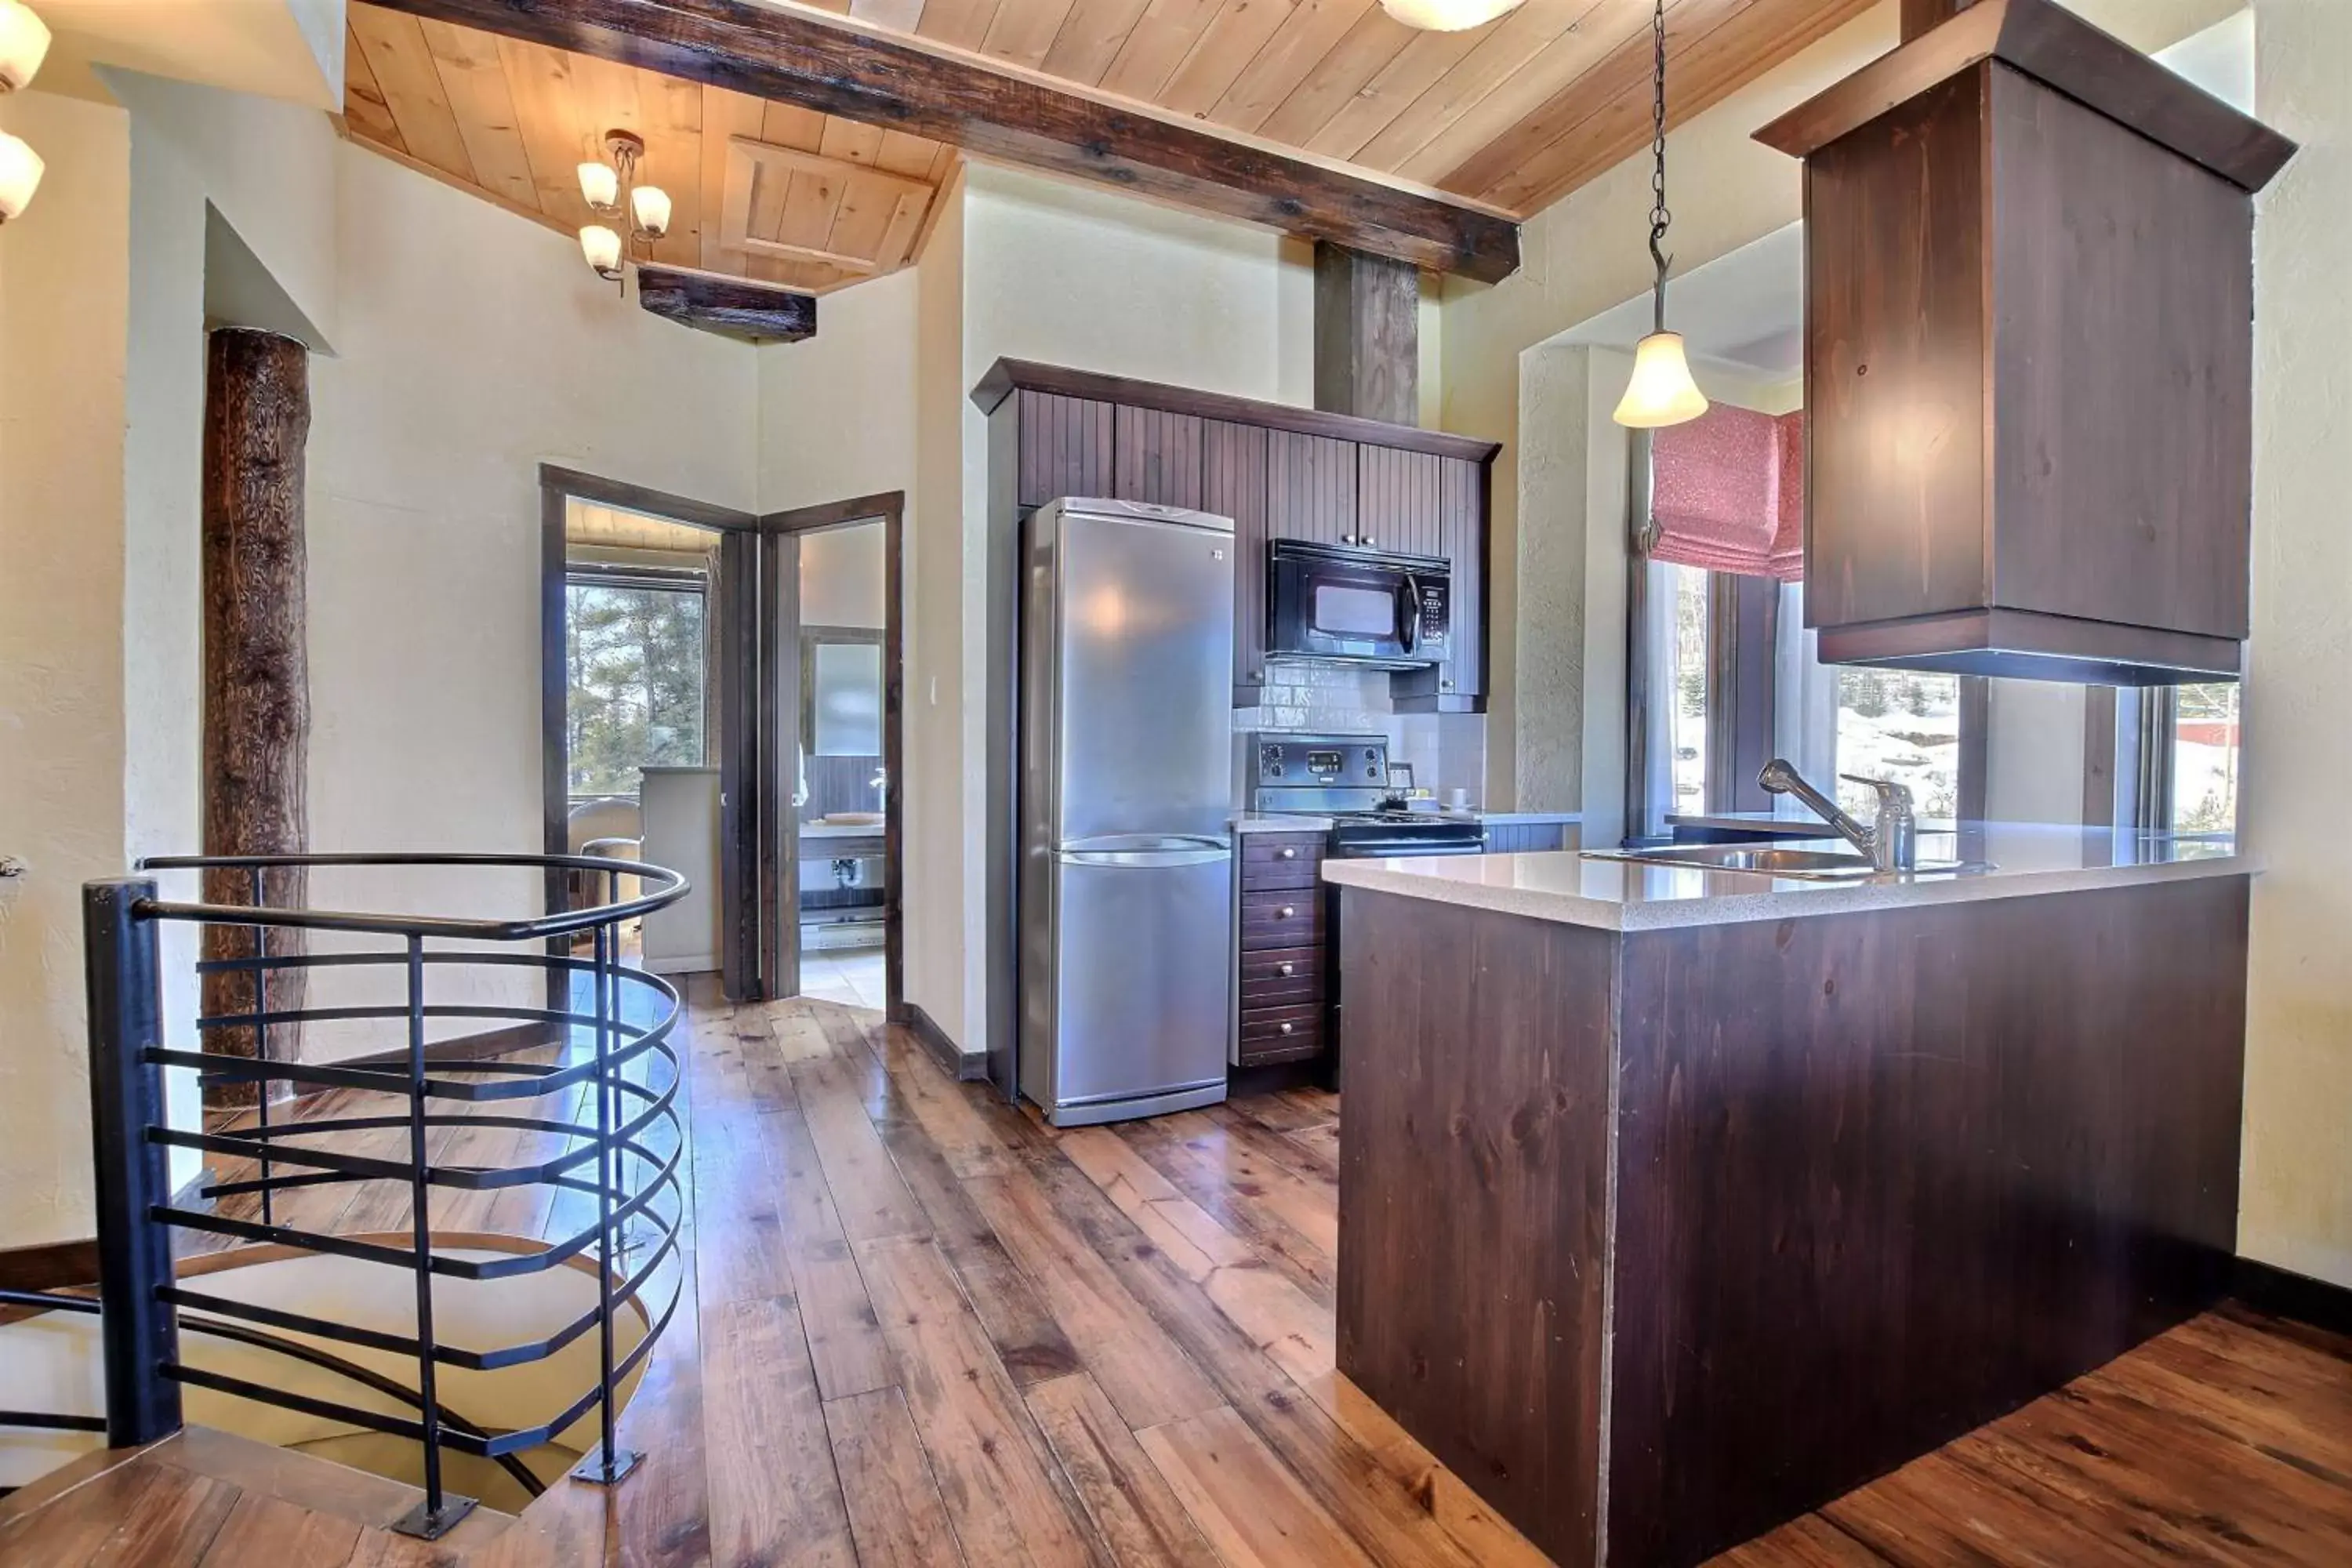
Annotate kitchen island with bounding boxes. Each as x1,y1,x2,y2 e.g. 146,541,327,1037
1323,828,2250,1567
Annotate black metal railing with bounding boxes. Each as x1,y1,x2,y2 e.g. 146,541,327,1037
21,852,690,1539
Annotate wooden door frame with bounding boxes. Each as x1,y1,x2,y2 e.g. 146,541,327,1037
542,470,906,1011
757,492,906,1023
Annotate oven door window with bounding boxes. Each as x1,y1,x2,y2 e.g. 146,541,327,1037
1312,582,1398,639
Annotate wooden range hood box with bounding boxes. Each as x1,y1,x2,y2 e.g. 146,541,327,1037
1755,0,2296,686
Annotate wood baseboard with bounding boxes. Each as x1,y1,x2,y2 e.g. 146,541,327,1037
2234,1258,2352,1337
898,1000,986,1082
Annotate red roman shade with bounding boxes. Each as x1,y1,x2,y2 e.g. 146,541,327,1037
1649,405,1804,582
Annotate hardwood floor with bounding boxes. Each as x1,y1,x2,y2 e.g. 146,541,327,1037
8,983,2352,1565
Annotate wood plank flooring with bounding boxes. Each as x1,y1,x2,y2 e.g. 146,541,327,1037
9,980,2352,1566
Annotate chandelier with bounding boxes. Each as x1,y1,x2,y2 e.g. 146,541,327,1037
576,130,672,286
0,0,51,224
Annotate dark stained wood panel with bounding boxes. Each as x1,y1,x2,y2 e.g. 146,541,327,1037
636,263,818,344
1112,405,1205,510
1267,430,1359,546
1015,390,1116,509
1201,419,1272,700
1354,444,1442,558
1393,454,1486,705
1335,887,1618,1566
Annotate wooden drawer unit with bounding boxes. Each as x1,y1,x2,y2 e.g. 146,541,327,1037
1237,1002,1323,1066
1240,834,1323,889
1240,945,1323,1008
1240,888,1323,951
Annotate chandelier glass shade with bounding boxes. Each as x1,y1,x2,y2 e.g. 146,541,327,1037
0,0,49,94
1613,0,1708,429
575,129,670,284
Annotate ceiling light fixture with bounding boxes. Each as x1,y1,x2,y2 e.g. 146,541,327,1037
0,0,50,94
0,131,42,223
1613,0,1708,428
1377,0,1524,31
573,129,670,292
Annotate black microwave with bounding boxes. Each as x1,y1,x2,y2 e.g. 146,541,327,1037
1267,539,1450,669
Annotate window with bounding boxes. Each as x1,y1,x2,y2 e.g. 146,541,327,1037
566,574,709,797
2169,682,2241,834
1834,669,1963,820
1668,564,1709,809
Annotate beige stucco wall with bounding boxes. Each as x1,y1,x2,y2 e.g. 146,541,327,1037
2241,0,2352,1287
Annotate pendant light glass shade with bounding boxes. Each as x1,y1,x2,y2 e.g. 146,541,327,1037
0,129,42,223
630,183,672,239
579,223,622,279
1377,0,1523,29
0,0,51,93
578,159,619,211
1613,331,1709,428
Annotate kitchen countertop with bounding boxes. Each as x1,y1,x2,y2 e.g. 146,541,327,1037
1322,824,2245,931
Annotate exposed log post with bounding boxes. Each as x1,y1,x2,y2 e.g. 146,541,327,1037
1900,0,1977,41
1312,243,1421,426
201,328,312,1108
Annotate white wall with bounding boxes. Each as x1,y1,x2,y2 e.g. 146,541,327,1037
2241,0,2352,1285
0,89,132,1245
757,267,918,517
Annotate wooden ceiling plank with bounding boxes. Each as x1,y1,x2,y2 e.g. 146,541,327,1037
641,69,706,267
1380,0,1652,181
365,0,1521,280
1250,8,1414,146
852,0,931,31
1300,23,1485,158
1159,0,1306,118
1465,0,1871,209
762,100,829,153
1098,0,1229,102
877,187,932,267
349,7,479,181
981,0,1087,71
341,22,409,154
818,118,888,166
700,85,767,270
495,36,592,220
917,0,1009,51
777,165,851,253
1040,0,1156,85
1209,0,1380,135
417,20,539,209
875,128,942,177
741,143,793,243
823,169,903,260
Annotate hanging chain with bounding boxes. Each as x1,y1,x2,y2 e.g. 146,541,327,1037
1646,0,1672,333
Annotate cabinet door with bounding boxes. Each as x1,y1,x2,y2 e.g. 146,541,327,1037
1439,456,1486,699
1017,390,1115,509
1113,406,1205,510
1357,445,1443,558
1203,420,1271,704
1267,430,1358,545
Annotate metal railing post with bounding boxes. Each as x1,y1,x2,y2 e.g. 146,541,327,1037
392,932,476,1540
572,913,641,1485
249,866,274,1229
82,878,183,1447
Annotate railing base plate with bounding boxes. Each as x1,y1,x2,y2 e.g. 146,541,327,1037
391,1494,479,1540
571,1446,644,1486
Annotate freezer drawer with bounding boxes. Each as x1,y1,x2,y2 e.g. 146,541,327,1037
1033,840,1232,1124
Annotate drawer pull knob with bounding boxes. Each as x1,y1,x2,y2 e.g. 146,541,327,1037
1276,962,1295,977
1277,905,1296,920
1277,847,1297,860
1279,1022,1295,1036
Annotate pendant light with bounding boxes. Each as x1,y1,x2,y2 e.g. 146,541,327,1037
572,129,670,290
1377,0,1525,31
1613,0,1708,428
0,0,46,226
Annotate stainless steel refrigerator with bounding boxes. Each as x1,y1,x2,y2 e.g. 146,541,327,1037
1018,498,1236,1127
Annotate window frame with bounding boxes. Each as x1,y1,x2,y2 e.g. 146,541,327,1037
562,561,716,800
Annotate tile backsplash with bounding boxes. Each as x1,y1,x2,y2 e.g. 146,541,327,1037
1236,662,1488,806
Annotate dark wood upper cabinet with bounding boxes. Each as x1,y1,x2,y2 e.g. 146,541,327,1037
1267,430,1358,546
974,360,1499,712
1113,405,1205,510
1756,0,2296,686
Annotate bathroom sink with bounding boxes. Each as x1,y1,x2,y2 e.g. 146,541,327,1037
1582,844,1988,881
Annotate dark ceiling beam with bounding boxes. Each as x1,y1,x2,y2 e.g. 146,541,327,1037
364,0,1519,284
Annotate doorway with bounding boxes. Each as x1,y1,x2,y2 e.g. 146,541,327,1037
539,469,904,1014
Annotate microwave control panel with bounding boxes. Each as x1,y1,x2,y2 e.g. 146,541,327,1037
1414,579,1452,652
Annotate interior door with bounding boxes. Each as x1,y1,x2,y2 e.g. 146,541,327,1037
715,529,799,1002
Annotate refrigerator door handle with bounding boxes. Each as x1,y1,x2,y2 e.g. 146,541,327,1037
1058,834,1231,869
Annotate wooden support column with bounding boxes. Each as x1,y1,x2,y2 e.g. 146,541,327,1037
201,328,312,1107
1312,243,1421,426
1900,0,1977,40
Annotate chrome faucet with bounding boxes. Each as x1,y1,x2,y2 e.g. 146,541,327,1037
1757,758,1918,873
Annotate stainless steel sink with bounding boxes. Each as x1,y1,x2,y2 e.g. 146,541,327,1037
1581,844,1988,881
